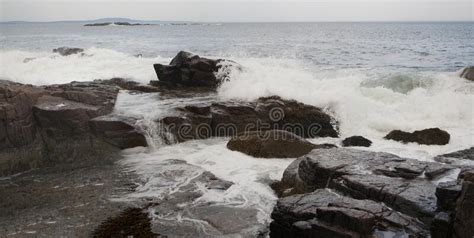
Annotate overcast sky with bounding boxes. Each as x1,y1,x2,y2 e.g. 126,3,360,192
1,0,472,22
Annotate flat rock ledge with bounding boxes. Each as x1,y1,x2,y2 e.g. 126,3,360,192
270,148,473,237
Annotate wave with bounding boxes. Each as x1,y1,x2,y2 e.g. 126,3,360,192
217,58,474,159
2,48,473,159
0,48,166,85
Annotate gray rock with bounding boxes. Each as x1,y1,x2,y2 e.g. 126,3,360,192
272,148,456,229
270,189,428,237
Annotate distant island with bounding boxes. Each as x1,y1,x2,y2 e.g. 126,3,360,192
84,22,153,26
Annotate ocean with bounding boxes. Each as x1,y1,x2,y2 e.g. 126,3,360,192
1,22,473,236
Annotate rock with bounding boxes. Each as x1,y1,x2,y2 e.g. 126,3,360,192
123,159,265,237
270,189,428,238
97,78,160,93
52,47,84,56
434,147,474,165
0,80,143,176
227,130,335,158
341,135,372,147
436,180,462,211
89,115,148,149
153,51,238,88
161,96,338,142
93,208,157,238
0,81,47,175
84,22,112,26
430,212,454,238
459,66,474,81
273,148,456,227
384,128,450,145
454,171,474,238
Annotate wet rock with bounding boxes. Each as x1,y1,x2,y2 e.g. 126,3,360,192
341,135,372,147
125,159,265,237
0,81,47,175
161,96,338,142
153,51,238,88
434,147,474,165
459,66,474,81
93,208,158,238
384,128,450,145
227,130,335,158
0,80,121,176
269,189,428,238
454,171,474,238
89,115,148,149
97,78,161,93
431,212,453,238
273,148,455,228
436,180,462,211
52,47,84,56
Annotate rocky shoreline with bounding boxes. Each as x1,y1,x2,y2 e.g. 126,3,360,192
1,50,473,237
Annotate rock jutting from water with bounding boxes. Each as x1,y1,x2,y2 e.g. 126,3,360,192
52,47,85,56
459,66,474,81
269,148,473,237
341,135,372,147
160,95,339,143
227,130,336,158
384,127,450,145
152,51,240,88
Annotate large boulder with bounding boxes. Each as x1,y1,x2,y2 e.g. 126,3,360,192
89,115,148,149
153,51,238,88
270,148,457,237
160,96,338,143
227,130,335,158
270,189,428,238
341,135,372,147
454,171,474,238
459,66,474,81
384,128,450,145
0,80,147,176
52,47,84,56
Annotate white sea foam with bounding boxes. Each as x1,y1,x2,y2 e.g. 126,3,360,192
0,48,167,85
218,57,474,160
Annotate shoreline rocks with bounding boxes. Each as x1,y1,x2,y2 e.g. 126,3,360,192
341,135,372,147
160,96,338,142
434,147,474,165
0,80,147,176
269,148,461,237
153,51,239,88
384,128,450,145
227,130,336,158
